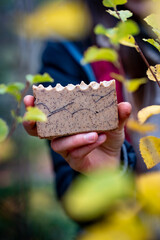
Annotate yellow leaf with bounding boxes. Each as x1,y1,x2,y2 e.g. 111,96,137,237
137,172,160,214
124,78,147,92
18,1,92,40
139,136,160,169
138,105,160,124
80,207,150,240
127,119,156,134
146,64,160,81
119,35,136,48
110,73,125,83
63,169,132,221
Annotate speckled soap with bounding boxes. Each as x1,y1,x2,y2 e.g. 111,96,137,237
33,80,118,139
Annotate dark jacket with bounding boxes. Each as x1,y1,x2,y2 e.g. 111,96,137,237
39,40,136,199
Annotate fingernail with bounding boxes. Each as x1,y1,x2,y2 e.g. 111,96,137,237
97,134,106,143
84,133,97,143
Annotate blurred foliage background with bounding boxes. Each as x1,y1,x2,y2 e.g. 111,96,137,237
1,0,160,239
0,0,78,239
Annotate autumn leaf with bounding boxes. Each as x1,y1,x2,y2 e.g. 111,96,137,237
119,35,136,48
143,38,160,52
124,78,147,92
80,207,150,240
144,14,160,39
127,119,156,134
137,172,160,214
110,73,125,82
139,136,160,169
138,105,160,124
146,64,160,81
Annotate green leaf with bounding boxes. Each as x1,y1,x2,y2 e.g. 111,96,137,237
95,20,139,46
0,119,9,143
112,20,139,44
63,169,133,221
94,24,117,44
103,0,127,8
94,24,108,35
143,38,160,52
0,82,25,101
8,82,25,91
106,10,133,22
26,73,54,85
6,83,25,101
82,46,118,64
0,84,7,94
23,106,47,122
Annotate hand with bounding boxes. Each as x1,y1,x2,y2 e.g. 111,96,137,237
23,95,131,173
51,102,132,174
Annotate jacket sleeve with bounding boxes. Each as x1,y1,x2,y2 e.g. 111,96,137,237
121,140,136,174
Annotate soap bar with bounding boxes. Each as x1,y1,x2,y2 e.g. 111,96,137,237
33,80,118,139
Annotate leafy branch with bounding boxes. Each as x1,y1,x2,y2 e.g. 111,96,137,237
83,0,160,89
82,0,160,169
113,5,160,87
0,73,54,142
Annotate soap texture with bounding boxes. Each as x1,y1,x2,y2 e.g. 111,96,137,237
33,80,118,139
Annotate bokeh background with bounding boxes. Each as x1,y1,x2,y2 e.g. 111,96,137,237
0,0,79,239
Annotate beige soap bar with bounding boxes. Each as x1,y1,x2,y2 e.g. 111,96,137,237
33,80,118,139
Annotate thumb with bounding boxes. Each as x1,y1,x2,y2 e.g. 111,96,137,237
23,95,35,109
118,102,132,130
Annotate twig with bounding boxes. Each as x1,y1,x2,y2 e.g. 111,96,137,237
6,81,30,139
135,42,160,87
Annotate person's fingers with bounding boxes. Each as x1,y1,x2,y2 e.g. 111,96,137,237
23,95,35,108
23,120,37,136
69,134,106,160
51,132,99,153
118,102,132,130
56,134,107,172
68,135,107,172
